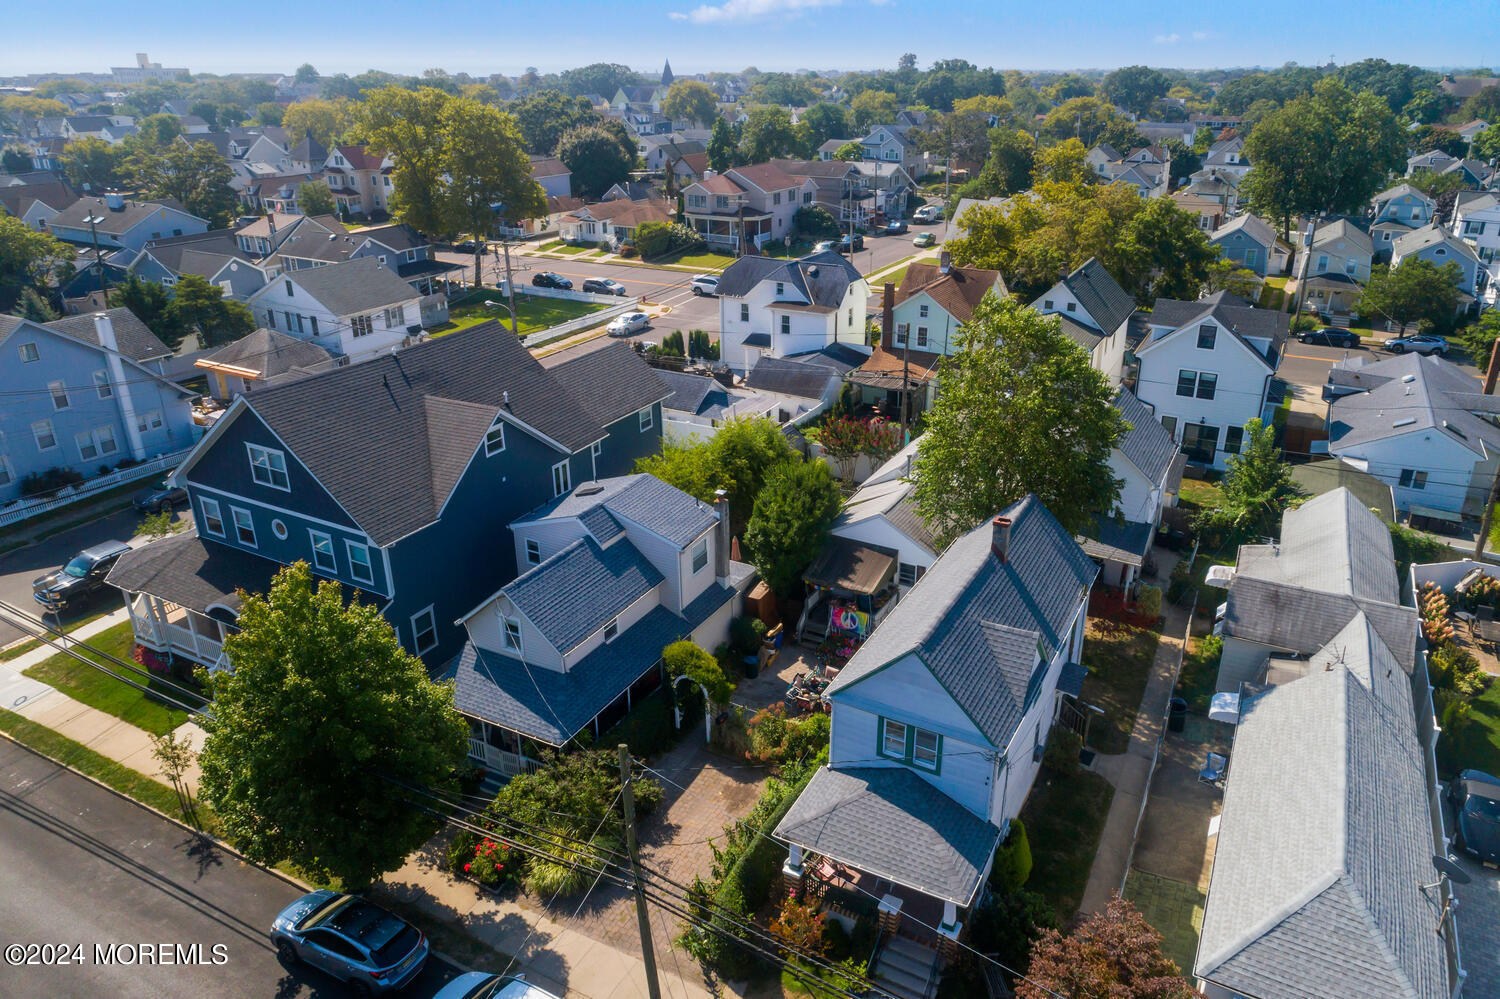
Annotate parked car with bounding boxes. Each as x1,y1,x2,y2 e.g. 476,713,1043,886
433,973,564,999
1448,770,1500,865
131,479,189,514
270,891,428,995
582,278,627,296
837,233,865,253
882,220,908,235
531,272,573,290
454,239,486,254
813,240,837,253
690,274,719,296
1383,333,1447,355
1297,327,1360,348
607,312,650,337
913,205,942,223
913,232,937,248
33,540,132,613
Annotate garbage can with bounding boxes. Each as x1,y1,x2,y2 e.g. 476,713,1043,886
1168,697,1188,733
742,654,760,680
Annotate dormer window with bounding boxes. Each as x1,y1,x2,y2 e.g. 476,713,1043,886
1197,324,1216,349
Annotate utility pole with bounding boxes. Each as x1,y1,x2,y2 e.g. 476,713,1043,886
618,744,663,999
1474,340,1500,560
85,212,110,307
500,239,519,337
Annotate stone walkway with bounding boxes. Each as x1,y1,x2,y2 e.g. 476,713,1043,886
1078,598,1192,915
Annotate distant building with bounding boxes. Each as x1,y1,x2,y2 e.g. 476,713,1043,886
110,53,188,84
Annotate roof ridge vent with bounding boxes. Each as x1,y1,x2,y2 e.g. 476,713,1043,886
576,482,605,496
1402,374,1415,383
1393,417,1417,428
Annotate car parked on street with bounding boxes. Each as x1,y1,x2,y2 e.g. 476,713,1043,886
582,278,627,296
33,540,131,614
454,239,486,254
913,205,942,223
433,972,564,999
607,312,650,337
690,274,719,296
837,233,865,253
531,272,573,290
1383,333,1447,355
1297,327,1360,348
270,891,428,996
882,220,908,235
1448,770,1500,865
913,232,937,248
131,479,189,514
813,240,837,253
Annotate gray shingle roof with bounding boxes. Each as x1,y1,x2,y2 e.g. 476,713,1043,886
1143,297,1287,366
774,766,1002,906
276,256,417,316
1234,487,1399,604
657,369,716,415
514,474,719,550
1329,353,1500,456
1113,389,1180,485
716,250,863,309
503,536,663,654
744,355,839,400
1222,577,1417,674
1196,667,1448,999
1211,212,1277,248
827,495,1097,748
50,196,203,235
1077,516,1153,567
540,339,671,429
1059,258,1135,333
1057,314,1105,352
36,307,173,362
1392,223,1480,263
203,327,332,376
105,532,284,614
240,322,608,546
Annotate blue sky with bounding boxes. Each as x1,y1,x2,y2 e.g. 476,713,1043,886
8,0,1499,77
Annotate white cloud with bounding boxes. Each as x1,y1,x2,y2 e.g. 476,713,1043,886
1192,30,1214,41
671,0,842,25
1153,32,1181,44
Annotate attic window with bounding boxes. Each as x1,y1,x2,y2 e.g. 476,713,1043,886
485,421,507,457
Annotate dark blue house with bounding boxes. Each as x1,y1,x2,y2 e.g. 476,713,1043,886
107,328,670,670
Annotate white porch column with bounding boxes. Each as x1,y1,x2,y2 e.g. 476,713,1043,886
940,900,959,931
184,610,202,658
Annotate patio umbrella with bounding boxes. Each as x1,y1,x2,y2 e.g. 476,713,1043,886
1209,691,1241,725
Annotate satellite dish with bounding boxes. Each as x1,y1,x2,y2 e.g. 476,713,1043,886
1433,855,1472,885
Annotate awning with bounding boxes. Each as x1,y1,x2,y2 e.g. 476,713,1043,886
1077,516,1153,568
803,536,898,594
1057,661,1089,698
1209,691,1241,724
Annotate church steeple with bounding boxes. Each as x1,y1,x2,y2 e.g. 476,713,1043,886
661,59,674,87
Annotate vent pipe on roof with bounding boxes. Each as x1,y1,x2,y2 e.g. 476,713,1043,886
503,390,510,407
992,515,1012,563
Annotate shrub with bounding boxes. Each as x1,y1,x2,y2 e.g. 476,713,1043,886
689,328,719,360
1198,633,1223,662
664,639,733,705
18,466,85,497
820,918,852,960
660,330,686,356
1430,642,1489,697
729,616,768,658
770,895,828,955
989,818,1033,893
747,704,791,762
793,204,840,240
1165,559,1194,603
1290,314,1318,333
598,687,682,760
618,243,638,258
1136,584,1162,620
465,837,521,888
781,712,830,765
1043,729,1082,776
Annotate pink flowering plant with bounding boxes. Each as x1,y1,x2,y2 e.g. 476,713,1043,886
466,838,519,888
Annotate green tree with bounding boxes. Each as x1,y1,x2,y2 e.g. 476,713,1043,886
126,140,238,227
254,101,285,126
1242,77,1404,241
1,146,29,173
851,90,897,132
1118,196,1218,302
281,97,357,148
0,215,73,312
1410,125,1466,158
634,416,797,536
508,89,597,155
1205,258,1262,300
663,640,733,706
556,124,635,200
1018,896,1199,999
60,136,127,192
740,106,800,162
113,276,188,349
170,274,255,347
132,113,183,150
1041,97,1129,146
913,297,1124,546
441,98,545,285
1041,73,1096,104
978,128,1036,195
1472,125,1500,163
744,460,842,595
833,141,864,162
297,179,335,218
1354,259,1463,334
750,73,818,107
708,118,737,173
294,63,319,85
12,286,58,322
793,204,840,240
661,80,719,128
199,562,468,888
1456,310,1500,365
558,63,641,98
1100,65,1170,116
1193,419,1301,544
1335,58,1439,115
1031,138,1094,186
800,102,851,149
358,86,452,235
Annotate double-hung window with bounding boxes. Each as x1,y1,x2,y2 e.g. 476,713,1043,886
692,537,709,573
1224,425,1244,455
525,538,542,565
309,530,336,572
898,562,926,587
385,305,405,327
247,443,290,490
484,421,506,456
94,425,116,456
31,419,56,451
740,303,749,322
1196,372,1217,400
502,616,523,653
94,371,112,398
879,717,943,772
410,607,438,655
200,498,225,536
1196,324,1216,349
1176,369,1197,397
75,430,99,461
347,542,374,585
638,407,653,432
49,380,69,410
603,618,619,642
19,343,38,362
230,506,256,547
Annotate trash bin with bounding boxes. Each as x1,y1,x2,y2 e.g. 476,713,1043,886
742,654,760,680
1168,697,1188,733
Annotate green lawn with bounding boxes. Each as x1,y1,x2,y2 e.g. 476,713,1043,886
429,292,607,338
1080,621,1161,754
872,264,911,290
653,248,736,271
551,242,597,255
1174,633,1221,715
0,605,118,662
1018,764,1115,924
1176,478,1222,513
22,621,203,735
536,240,563,251
1124,870,1205,977
1438,680,1500,778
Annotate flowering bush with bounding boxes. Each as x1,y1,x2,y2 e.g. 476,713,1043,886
464,838,519,888
770,893,828,956
132,644,174,675
1419,582,1454,646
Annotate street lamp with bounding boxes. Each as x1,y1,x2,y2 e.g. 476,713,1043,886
84,213,109,306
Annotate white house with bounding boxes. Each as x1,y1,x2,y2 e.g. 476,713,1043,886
1029,257,1135,384
776,496,1096,974
1326,352,1500,519
245,256,426,363
717,250,870,372
827,439,938,591
1202,136,1251,181
1081,389,1185,587
657,369,776,441
1133,292,1286,471
682,164,818,253
1453,190,1500,304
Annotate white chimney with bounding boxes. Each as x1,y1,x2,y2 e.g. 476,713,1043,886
713,489,731,583
96,312,146,460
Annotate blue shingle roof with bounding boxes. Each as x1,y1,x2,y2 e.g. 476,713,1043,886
503,536,662,654
514,474,717,549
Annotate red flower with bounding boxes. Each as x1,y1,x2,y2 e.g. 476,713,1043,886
464,863,472,872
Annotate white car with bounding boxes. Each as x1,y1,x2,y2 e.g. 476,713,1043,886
607,312,650,337
913,205,942,223
690,274,719,296
433,973,563,999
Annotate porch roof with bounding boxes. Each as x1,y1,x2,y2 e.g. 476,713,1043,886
775,766,1001,906
1076,516,1154,568
105,531,284,614
803,537,898,595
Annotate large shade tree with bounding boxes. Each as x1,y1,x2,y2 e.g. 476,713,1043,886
198,562,469,888
440,98,546,285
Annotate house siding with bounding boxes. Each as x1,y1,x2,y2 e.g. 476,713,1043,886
1330,427,1488,517
1211,230,1271,277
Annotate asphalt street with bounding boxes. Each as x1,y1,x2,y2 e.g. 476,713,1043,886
1275,338,1483,400
0,739,466,998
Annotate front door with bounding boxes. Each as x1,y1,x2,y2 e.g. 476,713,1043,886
1180,423,1220,465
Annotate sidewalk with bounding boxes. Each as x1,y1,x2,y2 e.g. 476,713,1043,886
1078,598,1191,915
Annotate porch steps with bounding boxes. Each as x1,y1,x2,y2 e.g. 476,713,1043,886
477,772,506,799
873,935,940,999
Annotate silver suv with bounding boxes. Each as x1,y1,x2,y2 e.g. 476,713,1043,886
270,891,428,995
690,274,719,296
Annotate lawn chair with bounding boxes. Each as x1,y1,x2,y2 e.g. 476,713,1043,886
1198,752,1228,787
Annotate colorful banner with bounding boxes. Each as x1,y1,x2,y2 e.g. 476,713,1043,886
832,605,870,636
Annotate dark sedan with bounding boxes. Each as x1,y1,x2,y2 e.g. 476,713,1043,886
1449,769,1500,865
131,478,189,514
1297,327,1361,348
531,272,573,290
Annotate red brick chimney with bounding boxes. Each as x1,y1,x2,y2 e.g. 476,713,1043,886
992,516,1012,563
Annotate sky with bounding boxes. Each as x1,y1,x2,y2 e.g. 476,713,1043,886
5,0,1499,78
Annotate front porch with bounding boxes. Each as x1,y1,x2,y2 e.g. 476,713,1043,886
125,591,233,671
686,211,772,252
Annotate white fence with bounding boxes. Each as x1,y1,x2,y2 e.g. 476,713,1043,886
0,447,193,529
